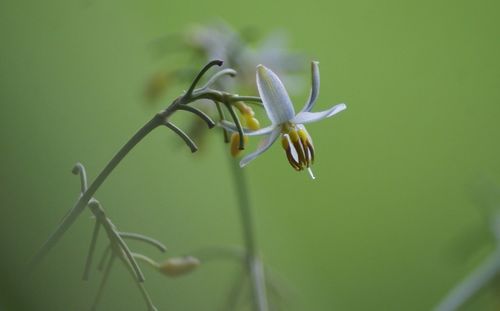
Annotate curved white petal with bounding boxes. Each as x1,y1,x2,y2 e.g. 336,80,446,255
300,61,320,113
219,120,276,136
256,65,295,124
291,103,346,124
240,128,281,167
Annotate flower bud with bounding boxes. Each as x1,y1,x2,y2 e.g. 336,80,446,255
245,116,261,130
158,256,200,277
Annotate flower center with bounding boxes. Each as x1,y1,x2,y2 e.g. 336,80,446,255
280,123,315,175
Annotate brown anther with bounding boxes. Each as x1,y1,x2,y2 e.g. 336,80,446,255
298,129,313,166
289,129,307,168
281,135,302,171
306,140,315,164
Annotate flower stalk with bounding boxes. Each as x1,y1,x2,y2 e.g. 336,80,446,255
31,60,260,266
228,154,269,311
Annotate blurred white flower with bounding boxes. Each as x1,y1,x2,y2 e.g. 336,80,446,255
221,61,346,179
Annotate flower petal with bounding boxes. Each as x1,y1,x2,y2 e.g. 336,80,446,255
240,128,281,167
291,103,346,124
300,61,320,113
219,120,275,136
256,65,295,124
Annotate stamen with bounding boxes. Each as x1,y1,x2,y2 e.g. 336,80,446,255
298,128,315,165
307,167,316,179
289,129,307,167
281,135,301,170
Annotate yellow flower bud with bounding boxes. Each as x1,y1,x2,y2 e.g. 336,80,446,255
158,256,200,277
234,101,255,116
245,116,261,130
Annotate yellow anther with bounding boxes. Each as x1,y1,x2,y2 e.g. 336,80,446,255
230,133,248,157
234,101,255,116
245,116,261,130
289,129,300,144
298,129,309,143
281,135,289,149
158,256,200,277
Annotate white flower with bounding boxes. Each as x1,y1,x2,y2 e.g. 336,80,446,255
221,61,346,179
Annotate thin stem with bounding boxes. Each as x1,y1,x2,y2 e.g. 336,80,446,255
177,105,215,128
91,254,115,311
227,154,268,311
31,114,164,266
200,68,237,90
225,104,245,150
230,96,263,104
113,225,146,282
434,248,500,311
119,255,158,311
164,121,198,153
214,101,230,143
83,220,101,281
98,244,111,271
132,253,160,269
120,232,167,252
185,60,223,97
222,269,247,311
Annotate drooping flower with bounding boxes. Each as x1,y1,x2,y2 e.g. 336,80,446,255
221,61,346,179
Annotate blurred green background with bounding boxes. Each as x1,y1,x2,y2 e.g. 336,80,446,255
1,0,500,310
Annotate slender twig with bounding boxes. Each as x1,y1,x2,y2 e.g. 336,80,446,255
32,61,241,265
83,221,101,281
112,225,146,282
164,122,198,153
91,254,116,311
98,245,111,271
200,68,237,90
227,154,269,311
434,248,500,311
177,105,216,128
230,96,263,104
225,103,245,150
118,255,158,311
132,253,160,269
214,101,230,143
185,60,223,97
31,114,164,266
222,268,247,311
120,232,167,253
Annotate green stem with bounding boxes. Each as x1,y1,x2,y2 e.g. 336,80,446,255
91,254,115,311
227,155,269,311
434,248,500,311
31,114,165,266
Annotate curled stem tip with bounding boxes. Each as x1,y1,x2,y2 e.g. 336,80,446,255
201,68,237,90
72,162,88,193
164,122,198,153
186,60,223,96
